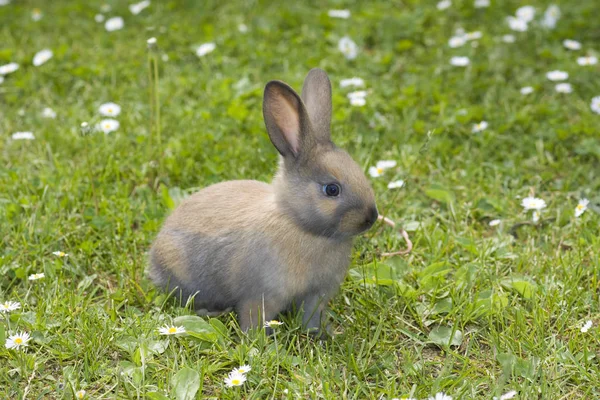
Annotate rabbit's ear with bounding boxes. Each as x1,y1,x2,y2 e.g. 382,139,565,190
301,68,332,142
263,80,313,158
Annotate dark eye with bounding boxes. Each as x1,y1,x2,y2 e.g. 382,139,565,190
323,183,341,197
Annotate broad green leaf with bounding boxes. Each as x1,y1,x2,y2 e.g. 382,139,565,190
431,297,453,314
425,184,455,204
146,393,170,400
501,278,537,299
428,326,463,347
174,315,218,342
171,367,200,400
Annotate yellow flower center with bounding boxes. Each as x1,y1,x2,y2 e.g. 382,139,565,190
231,379,240,385
576,204,585,210
15,338,23,344
377,168,383,174
168,327,177,334
108,108,112,113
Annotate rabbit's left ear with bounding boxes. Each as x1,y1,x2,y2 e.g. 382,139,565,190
301,68,332,143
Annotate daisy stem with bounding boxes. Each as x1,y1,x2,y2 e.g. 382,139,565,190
85,147,99,215
271,330,279,399
152,54,161,149
147,54,154,161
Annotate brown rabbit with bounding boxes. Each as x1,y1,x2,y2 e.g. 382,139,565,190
149,68,378,334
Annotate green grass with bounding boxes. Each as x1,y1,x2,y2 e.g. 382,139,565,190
1,0,600,398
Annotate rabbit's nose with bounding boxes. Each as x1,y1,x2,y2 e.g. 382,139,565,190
364,206,379,228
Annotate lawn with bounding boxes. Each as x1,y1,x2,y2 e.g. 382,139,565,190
1,0,599,398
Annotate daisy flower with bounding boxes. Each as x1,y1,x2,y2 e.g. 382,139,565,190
521,196,546,211
591,96,600,114
347,90,367,107
237,23,248,33
33,49,53,66
340,77,364,88
472,121,488,133
575,198,589,217
489,219,501,227
448,36,466,48
436,0,451,10
541,5,560,29
129,0,150,15
563,39,581,50
516,5,535,22
0,301,21,313
99,102,121,117
232,365,251,374
100,3,111,12
502,34,516,43
75,390,86,399
5,332,31,350
387,180,405,189
158,325,186,335
12,132,35,140
328,9,350,19
450,56,469,66
196,43,216,57
42,107,57,118
0,0,10,5
98,119,120,134
532,210,541,223
369,160,396,177
105,17,124,32
224,371,246,387
31,8,43,21
581,320,592,333
52,251,68,257
428,392,452,400
338,36,358,60
507,16,528,32
577,56,598,66
465,31,482,40
493,390,517,400
0,62,19,75
28,273,45,280
95,14,105,23
264,320,284,328
520,86,534,95
555,83,572,93
474,0,490,8
546,70,568,81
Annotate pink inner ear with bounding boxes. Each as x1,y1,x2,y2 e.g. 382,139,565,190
272,93,300,154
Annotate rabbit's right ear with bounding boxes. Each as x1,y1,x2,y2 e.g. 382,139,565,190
263,81,313,158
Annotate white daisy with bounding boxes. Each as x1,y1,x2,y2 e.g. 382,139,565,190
347,90,367,107
577,56,598,66
33,49,53,67
147,37,157,49
591,96,600,114
340,77,364,88
450,56,470,66
465,31,482,40
580,320,592,333
521,196,546,211
541,5,560,29
28,273,45,280
387,180,405,189
520,86,534,95
99,102,121,117
100,4,111,12
196,43,216,57
472,121,488,132
448,36,467,48
237,23,248,33
264,320,284,328
507,16,528,32
0,62,19,75
95,14,105,23
369,160,396,178
0,0,10,5
0,301,21,313
494,390,517,400
75,390,86,399
12,132,35,140
98,119,120,134
428,392,452,400
474,0,490,8
575,198,589,217
555,83,572,93
52,251,68,257
105,17,124,32
5,332,31,350
516,5,535,22
437,0,451,10
502,34,516,43
158,325,186,335
563,39,581,50
532,210,541,222
31,8,43,21
224,371,246,387
42,107,57,119
232,365,251,374
489,219,502,227
328,9,350,19
338,36,358,60
129,0,150,15
546,70,568,81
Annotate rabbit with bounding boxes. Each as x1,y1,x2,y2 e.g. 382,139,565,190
149,68,378,334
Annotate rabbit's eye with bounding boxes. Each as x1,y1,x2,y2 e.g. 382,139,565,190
323,183,341,197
